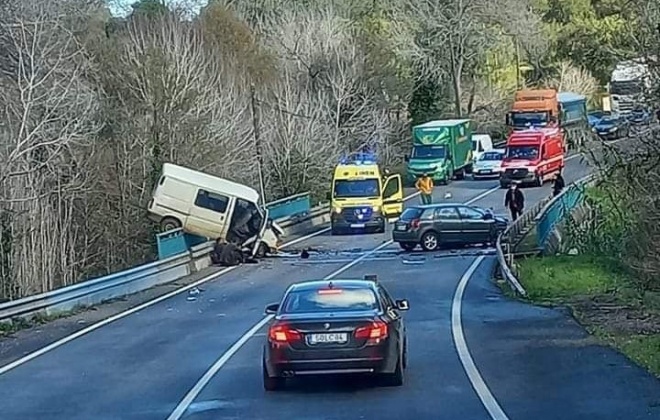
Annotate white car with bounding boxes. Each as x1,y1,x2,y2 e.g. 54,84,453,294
472,149,505,179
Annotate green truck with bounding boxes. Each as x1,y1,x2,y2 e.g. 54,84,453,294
405,119,474,185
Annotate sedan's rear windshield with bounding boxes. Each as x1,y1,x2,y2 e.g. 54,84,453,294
281,288,378,313
400,208,423,220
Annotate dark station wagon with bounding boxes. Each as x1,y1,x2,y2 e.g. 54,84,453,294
392,203,508,251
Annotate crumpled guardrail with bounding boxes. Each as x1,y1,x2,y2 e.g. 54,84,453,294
0,202,332,322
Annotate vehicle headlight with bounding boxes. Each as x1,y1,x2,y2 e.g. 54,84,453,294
609,127,618,132
372,205,380,212
333,207,342,214
591,127,597,132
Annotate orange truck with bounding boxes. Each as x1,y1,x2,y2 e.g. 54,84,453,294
505,88,588,148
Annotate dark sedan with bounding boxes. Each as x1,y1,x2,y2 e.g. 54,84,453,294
592,114,630,140
392,203,508,251
262,277,409,390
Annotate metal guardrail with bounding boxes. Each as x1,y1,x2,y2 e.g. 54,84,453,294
534,173,597,251
265,192,312,220
0,201,332,322
495,174,598,296
494,198,550,297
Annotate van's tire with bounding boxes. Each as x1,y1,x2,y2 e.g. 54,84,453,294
160,217,182,232
420,231,439,251
256,242,269,258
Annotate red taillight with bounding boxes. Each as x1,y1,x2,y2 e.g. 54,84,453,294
268,323,301,343
354,321,388,340
410,219,420,229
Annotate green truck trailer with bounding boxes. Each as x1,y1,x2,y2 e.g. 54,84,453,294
405,119,474,185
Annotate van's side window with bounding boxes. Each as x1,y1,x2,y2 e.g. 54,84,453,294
195,189,229,213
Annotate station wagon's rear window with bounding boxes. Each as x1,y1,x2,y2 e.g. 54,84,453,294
400,208,423,220
281,287,378,313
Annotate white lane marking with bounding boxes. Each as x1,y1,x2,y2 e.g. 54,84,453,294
166,240,395,420
452,256,509,420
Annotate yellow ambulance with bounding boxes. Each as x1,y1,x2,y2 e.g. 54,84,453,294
327,154,404,235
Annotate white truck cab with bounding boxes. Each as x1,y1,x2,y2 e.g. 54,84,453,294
147,163,283,257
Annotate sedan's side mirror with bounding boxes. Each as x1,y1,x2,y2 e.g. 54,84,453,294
265,303,279,314
395,299,410,311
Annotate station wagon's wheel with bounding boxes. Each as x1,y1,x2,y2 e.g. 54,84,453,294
381,354,404,387
420,231,439,251
160,217,181,232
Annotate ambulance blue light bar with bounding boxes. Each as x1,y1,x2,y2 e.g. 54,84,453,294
338,150,377,165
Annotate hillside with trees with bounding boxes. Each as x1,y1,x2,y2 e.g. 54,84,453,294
0,0,657,299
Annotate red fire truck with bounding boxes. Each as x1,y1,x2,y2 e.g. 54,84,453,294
499,127,565,188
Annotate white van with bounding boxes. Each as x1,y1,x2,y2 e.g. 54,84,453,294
471,134,494,162
147,163,283,257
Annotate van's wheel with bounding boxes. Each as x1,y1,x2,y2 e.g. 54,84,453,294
256,242,269,258
160,217,181,232
455,168,466,180
263,359,285,391
421,231,439,251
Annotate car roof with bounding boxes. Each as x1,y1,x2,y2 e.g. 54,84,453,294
409,203,476,210
287,279,379,293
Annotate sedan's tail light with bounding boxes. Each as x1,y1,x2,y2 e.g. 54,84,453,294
354,321,388,340
268,323,302,343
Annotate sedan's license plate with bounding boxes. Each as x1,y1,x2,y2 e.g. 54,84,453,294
479,169,491,174
350,223,365,228
308,333,348,344
396,225,406,231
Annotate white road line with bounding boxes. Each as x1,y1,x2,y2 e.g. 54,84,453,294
451,256,509,420
166,239,395,420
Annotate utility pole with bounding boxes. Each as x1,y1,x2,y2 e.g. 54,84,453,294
250,84,267,205
514,37,521,90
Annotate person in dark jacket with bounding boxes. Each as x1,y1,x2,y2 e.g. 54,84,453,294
504,182,525,220
552,171,565,197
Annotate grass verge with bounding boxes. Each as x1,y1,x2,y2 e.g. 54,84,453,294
517,254,660,378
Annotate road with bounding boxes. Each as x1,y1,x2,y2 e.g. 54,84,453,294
1,148,659,420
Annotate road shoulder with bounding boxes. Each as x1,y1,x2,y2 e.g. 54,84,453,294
517,254,660,378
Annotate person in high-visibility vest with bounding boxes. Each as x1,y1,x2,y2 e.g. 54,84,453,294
415,173,434,205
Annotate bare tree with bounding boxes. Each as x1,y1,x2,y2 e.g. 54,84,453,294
0,9,100,298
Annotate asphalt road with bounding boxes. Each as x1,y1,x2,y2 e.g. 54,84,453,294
1,145,659,419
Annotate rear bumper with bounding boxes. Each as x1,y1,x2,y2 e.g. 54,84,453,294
392,230,421,243
265,343,397,377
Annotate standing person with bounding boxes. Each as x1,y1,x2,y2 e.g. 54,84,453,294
552,170,565,197
415,173,434,205
504,182,525,220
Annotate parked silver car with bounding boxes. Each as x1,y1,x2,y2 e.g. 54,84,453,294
392,204,509,251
